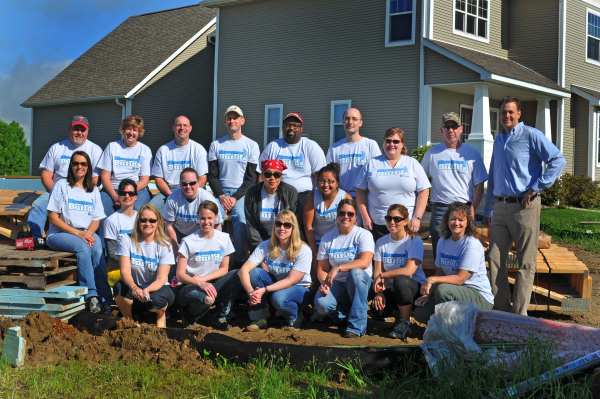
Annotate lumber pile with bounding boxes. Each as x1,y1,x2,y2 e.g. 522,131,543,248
0,190,45,239
0,286,88,321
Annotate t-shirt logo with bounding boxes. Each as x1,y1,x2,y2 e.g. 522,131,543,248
131,253,159,271
59,155,72,165
278,154,304,168
67,198,94,214
118,229,133,239
167,160,191,171
437,159,467,171
315,206,338,220
440,253,460,272
218,149,247,162
266,260,293,275
195,247,224,262
329,246,357,260
376,167,409,177
114,156,141,169
260,208,277,220
338,152,366,166
382,251,408,265
176,212,198,224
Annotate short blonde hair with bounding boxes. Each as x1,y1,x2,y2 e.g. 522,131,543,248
383,127,407,155
120,115,145,138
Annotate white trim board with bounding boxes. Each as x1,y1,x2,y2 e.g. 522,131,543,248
212,10,220,142
21,95,128,108
572,86,600,106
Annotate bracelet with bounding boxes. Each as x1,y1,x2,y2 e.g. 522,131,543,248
264,286,269,294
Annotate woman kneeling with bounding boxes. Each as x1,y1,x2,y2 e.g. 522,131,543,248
176,201,240,330
115,204,175,327
240,210,312,331
414,202,494,324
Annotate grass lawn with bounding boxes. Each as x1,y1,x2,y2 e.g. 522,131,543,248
540,208,600,254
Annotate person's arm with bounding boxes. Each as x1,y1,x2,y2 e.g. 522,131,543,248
194,255,230,284
414,267,446,306
372,260,386,311
355,188,372,230
155,177,172,197
232,163,259,200
143,263,171,296
303,192,318,254
137,176,149,192
101,170,119,205
471,182,484,218
483,149,497,224
239,259,259,295
248,269,305,305
48,211,95,246
207,160,225,198
420,269,472,297
198,174,207,190
87,220,100,235
164,221,179,255
105,239,119,265
411,189,429,232
41,170,55,192
324,251,374,286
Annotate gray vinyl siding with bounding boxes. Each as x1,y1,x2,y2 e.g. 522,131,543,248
132,30,215,153
508,0,559,83
432,0,508,58
424,48,481,85
31,101,122,176
572,94,590,176
216,0,421,153
519,101,538,129
564,97,574,174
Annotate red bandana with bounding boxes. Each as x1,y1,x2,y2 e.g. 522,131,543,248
261,159,287,172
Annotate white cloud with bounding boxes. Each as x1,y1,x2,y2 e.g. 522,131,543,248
0,58,72,144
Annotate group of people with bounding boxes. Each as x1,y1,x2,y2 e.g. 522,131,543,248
29,95,565,337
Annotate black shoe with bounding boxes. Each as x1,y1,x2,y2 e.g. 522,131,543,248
182,316,198,328
210,317,229,331
343,330,360,338
87,297,102,313
101,305,113,316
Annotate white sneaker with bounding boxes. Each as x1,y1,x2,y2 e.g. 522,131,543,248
289,312,305,330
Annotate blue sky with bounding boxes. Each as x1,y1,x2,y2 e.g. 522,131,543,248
0,0,201,143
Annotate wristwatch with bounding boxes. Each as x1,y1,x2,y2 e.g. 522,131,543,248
337,265,343,273
414,215,422,220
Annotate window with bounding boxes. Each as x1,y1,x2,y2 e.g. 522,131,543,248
597,114,600,165
454,0,489,42
385,0,416,47
490,107,499,138
264,104,283,147
587,10,600,64
330,100,351,144
459,105,498,141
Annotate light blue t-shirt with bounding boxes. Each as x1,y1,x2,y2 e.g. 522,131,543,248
421,142,488,204
312,188,346,240
248,240,313,286
97,140,153,190
179,230,235,278
259,137,327,193
162,189,223,236
326,137,381,197
103,209,137,241
374,234,426,287
151,139,208,189
39,139,103,183
354,155,431,224
116,234,175,288
46,179,106,237
317,225,375,282
208,135,260,190
436,235,494,304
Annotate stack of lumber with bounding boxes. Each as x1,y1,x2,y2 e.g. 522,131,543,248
0,190,45,239
0,286,87,321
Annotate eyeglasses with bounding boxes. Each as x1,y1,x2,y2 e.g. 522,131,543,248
275,221,293,229
71,161,88,167
318,179,336,185
180,181,198,187
283,122,302,129
263,171,282,179
385,215,406,223
139,218,158,224
344,117,361,122
443,124,460,131
119,191,136,197
338,211,356,218
385,139,401,145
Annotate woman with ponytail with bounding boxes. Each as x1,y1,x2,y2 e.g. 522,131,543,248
371,204,426,340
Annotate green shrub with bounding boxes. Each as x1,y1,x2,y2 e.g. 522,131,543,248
540,176,564,206
411,145,433,163
548,173,600,209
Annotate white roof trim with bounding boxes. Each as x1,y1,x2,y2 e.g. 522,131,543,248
202,0,258,7
572,85,600,106
21,95,128,108
125,17,217,98
486,75,571,98
582,0,600,9
423,39,489,76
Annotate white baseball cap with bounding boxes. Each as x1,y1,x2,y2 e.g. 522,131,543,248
224,105,244,118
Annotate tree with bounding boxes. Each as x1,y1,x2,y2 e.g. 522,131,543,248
0,119,29,176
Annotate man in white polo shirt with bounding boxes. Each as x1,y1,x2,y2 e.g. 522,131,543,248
421,112,488,259
150,115,208,213
28,115,103,238
208,106,260,266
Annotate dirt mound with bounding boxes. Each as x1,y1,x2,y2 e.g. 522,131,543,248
0,312,211,372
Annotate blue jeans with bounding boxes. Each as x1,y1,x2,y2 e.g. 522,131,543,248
99,188,151,244
46,232,112,305
176,270,241,322
430,203,449,261
314,268,372,336
148,190,173,214
247,268,312,324
222,189,248,262
27,192,50,238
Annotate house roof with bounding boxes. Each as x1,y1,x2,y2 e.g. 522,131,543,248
22,5,216,106
572,85,600,100
425,39,570,95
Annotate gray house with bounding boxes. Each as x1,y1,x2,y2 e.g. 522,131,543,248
22,5,217,175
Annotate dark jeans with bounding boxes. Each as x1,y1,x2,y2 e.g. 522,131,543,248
370,275,422,318
113,281,175,310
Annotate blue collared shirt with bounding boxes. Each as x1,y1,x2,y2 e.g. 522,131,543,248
484,122,566,218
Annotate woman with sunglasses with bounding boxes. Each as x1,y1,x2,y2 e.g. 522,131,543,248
371,204,426,340
314,199,375,338
103,178,138,287
413,202,493,324
114,204,176,328
245,159,302,251
175,201,241,330
239,210,312,330
46,151,112,314
355,127,430,242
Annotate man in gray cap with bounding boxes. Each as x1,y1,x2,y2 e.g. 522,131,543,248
27,116,103,238
207,106,260,266
421,112,488,258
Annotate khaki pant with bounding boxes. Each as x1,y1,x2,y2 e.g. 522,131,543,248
488,196,540,315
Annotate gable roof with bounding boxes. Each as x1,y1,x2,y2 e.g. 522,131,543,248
572,85,600,106
425,39,570,96
22,5,216,106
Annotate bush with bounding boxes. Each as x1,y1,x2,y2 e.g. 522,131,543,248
543,173,600,209
540,177,565,206
410,145,433,163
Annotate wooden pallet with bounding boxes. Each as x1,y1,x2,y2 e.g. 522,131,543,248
0,190,45,240
0,286,88,321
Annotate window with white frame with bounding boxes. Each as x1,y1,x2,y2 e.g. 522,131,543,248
264,105,283,147
331,100,351,144
458,105,499,141
490,107,499,138
587,10,600,63
454,0,489,41
597,114,600,165
386,0,416,46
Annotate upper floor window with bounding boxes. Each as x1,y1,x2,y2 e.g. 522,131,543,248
454,0,489,42
330,100,351,144
264,104,283,147
385,0,416,47
587,10,600,64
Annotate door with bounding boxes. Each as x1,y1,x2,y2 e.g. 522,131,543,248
460,107,473,143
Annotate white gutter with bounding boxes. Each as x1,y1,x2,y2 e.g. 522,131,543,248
115,98,126,120
21,95,128,108
212,9,220,142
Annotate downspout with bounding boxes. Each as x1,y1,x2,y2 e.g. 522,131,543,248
115,98,126,120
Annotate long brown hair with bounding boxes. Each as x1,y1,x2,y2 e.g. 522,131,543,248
67,151,95,192
131,204,172,252
268,210,306,261
439,202,476,239
387,204,418,239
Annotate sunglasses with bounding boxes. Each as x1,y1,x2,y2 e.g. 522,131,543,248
71,161,88,167
443,124,460,131
119,191,136,197
180,181,198,187
139,218,158,224
385,215,406,223
385,139,402,145
263,171,282,179
275,221,293,229
338,211,356,218
318,179,336,185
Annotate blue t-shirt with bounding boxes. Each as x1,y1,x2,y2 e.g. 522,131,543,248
317,225,375,282
97,140,153,190
326,137,381,197
374,234,426,287
248,240,312,286
116,234,175,288
208,135,260,190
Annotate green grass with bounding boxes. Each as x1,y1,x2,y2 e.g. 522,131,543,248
541,208,600,254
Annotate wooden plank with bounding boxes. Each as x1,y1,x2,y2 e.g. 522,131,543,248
0,260,50,268
508,276,566,302
0,286,87,298
0,303,85,318
0,275,45,290
44,280,77,290
43,266,77,277
0,299,84,312
0,218,26,240
580,221,600,225
0,296,84,305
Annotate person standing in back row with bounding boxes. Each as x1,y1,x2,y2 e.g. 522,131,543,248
483,96,565,316
421,112,488,259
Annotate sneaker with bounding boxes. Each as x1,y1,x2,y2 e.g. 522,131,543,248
343,330,360,338
389,319,412,340
87,297,101,313
210,317,229,331
310,309,324,322
289,312,305,330
182,316,199,329
245,318,267,331
101,305,113,316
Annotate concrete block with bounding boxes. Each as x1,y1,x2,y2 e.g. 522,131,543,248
1,326,27,367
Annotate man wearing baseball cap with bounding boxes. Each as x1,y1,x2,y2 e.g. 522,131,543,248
259,112,326,211
420,111,488,258
207,106,260,267
27,115,103,238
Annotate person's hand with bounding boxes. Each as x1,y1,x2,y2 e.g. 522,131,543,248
219,195,236,212
248,287,265,306
414,295,430,307
325,266,339,287
131,286,143,301
197,280,217,297
318,284,330,295
410,217,421,233
470,205,476,219
362,214,373,231
482,217,492,226
111,195,121,206
420,278,434,296
76,230,95,248
372,293,386,311
520,189,537,207
373,274,385,293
